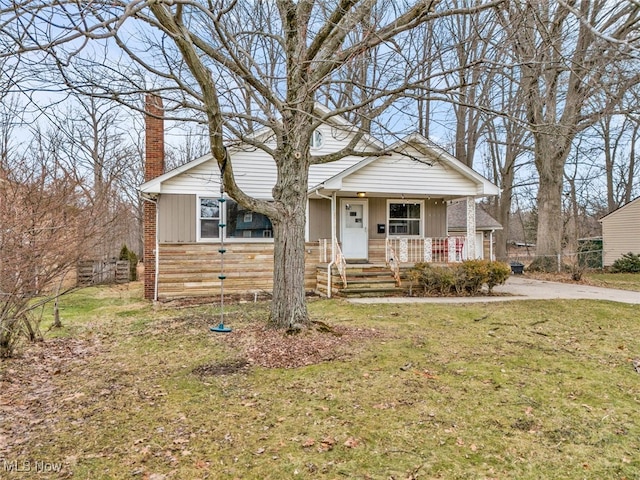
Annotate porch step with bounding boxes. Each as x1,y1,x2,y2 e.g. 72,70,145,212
338,263,408,297
316,263,413,298
338,286,406,298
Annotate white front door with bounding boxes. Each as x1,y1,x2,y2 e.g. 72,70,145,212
341,199,368,259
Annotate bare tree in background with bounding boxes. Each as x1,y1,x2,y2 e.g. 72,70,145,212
437,1,500,168
41,97,141,259
596,113,640,211
2,0,506,329
497,0,640,270
484,75,531,262
0,130,105,357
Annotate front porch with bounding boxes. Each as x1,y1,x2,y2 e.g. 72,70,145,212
316,236,469,297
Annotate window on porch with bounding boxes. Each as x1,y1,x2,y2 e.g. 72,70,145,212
388,200,423,236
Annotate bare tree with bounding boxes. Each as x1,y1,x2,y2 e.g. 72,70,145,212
0,131,104,357
596,113,640,211
497,0,640,270
35,97,141,260
2,0,506,328
436,1,501,167
484,78,532,262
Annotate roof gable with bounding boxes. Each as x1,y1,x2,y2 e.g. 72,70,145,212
315,134,499,197
599,196,640,223
140,119,499,199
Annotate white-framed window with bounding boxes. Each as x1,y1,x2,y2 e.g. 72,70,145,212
197,196,273,242
198,197,220,239
310,129,324,149
387,200,423,236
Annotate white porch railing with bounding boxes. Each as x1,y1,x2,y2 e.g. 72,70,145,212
386,242,402,287
385,236,467,264
319,237,347,288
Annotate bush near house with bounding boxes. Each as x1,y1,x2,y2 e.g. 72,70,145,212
409,259,511,296
611,252,640,273
119,244,139,281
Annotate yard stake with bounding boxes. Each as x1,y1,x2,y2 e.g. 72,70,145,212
210,176,232,333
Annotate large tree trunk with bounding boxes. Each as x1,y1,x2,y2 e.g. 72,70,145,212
269,105,312,330
535,169,564,259
534,133,570,270
270,202,308,330
494,189,512,262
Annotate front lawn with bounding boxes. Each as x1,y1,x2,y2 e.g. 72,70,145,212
1,283,639,479
586,272,640,292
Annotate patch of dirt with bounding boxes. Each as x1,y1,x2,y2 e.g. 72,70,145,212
193,359,250,376
212,321,387,369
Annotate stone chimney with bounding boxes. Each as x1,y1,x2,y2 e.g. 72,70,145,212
144,94,165,300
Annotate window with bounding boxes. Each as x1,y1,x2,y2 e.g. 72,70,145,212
310,130,323,148
388,201,422,236
226,199,273,238
198,196,273,241
199,197,220,239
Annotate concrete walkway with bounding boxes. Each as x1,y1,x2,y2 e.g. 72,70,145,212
348,275,640,305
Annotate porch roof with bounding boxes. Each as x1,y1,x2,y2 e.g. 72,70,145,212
447,201,503,231
309,134,499,199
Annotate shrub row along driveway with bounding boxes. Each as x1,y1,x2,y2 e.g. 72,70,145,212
349,275,640,305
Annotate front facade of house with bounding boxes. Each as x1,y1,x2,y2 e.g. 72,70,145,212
140,101,500,300
600,197,640,267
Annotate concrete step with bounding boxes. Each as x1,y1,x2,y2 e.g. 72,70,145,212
337,286,406,297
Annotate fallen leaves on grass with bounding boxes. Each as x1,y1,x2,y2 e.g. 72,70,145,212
0,337,101,458
212,322,386,369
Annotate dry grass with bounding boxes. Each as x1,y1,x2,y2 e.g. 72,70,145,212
2,282,640,479
586,272,640,292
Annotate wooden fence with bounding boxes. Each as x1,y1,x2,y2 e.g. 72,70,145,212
77,260,131,286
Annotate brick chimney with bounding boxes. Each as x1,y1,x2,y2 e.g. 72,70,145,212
144,94,165,300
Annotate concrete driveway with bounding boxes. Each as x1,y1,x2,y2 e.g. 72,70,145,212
348,275,640,305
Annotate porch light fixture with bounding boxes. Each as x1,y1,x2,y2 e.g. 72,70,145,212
357,192,366,198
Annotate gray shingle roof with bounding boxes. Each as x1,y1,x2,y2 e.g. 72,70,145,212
447,201,502,231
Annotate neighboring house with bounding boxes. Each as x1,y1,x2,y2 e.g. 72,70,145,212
447,201,502,261
139,98,501,300
599,197,640,267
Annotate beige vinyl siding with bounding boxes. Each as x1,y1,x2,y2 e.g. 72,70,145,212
308,198,332,240
601,199,640,266
158,194,196,243
340,148,479,196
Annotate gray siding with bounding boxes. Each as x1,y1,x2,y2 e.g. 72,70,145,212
336,196,447,240
425,199,447,237
369,197,387,239
309,198,332,240
158,194,196,243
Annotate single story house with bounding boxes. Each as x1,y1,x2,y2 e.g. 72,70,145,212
599,197,640,267
140,98,501,300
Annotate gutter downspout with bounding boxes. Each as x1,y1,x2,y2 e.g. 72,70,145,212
142,195,160,302
313,188,336,298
